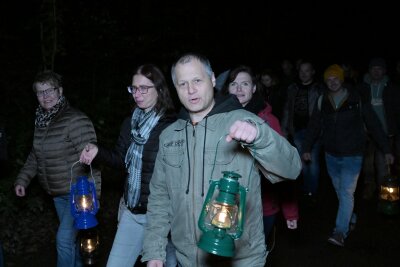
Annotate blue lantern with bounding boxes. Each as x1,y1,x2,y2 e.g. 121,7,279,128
70,175,99,229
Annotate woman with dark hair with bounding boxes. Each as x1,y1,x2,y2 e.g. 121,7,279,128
221,65,299,252
80,64,177,267
259,68,286,121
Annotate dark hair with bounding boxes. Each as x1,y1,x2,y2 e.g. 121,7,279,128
220,65,260,97
260,68,279,85
258,68,280,100
134,64,175,113
32,70,63,91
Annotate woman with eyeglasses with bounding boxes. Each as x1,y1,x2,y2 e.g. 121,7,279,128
14,70,101,267
80,64,177,267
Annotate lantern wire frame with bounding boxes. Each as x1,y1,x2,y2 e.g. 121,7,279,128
70,160,97,192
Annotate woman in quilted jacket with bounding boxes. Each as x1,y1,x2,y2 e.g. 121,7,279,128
14,70,101,267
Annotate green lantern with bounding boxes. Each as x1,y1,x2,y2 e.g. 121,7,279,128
379,173,399,215
197,171,247,257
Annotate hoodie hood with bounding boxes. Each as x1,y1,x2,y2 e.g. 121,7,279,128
177,93,243,120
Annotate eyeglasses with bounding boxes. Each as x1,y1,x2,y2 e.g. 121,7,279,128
36,87,58,97
127,85,154,94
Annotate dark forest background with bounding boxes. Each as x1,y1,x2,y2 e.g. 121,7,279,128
1,0,400,266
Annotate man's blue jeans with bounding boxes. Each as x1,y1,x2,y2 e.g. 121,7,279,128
53,195,82,267
293,129,321,195
325,153,362,237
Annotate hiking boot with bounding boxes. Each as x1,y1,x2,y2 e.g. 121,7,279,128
328,232,345,247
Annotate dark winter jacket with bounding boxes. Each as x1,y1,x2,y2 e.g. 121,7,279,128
357,79,398,136
281,81,324,137
302,89,391,157
15,102,101,197
94,112,176,212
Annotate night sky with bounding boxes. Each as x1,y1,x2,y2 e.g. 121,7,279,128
1,1,399,78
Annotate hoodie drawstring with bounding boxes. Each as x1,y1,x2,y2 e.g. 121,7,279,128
201,117,208,197
184,118,208,196
185,120,191,194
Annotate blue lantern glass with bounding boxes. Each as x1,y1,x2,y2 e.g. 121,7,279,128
70,162,100,265
70,175,99,229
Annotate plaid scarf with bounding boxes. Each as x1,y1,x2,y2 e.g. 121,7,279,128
35,96,66,128
125,107,163,208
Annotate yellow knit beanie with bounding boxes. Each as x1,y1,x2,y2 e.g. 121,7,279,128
324,64,344,82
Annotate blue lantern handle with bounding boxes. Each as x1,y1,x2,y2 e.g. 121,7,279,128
69,160,96,192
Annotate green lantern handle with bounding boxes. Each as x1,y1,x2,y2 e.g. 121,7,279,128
210,135,228,180
200,134,255,238
70,160,96,192
210,134,253,189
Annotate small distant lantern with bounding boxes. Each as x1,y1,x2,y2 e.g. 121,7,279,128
379,172,399,215
197,171,247,257
78,226,100,265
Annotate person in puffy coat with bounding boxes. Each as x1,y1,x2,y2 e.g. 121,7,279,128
14,70,101,267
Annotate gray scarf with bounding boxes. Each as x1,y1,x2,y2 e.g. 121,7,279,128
125,107,163,208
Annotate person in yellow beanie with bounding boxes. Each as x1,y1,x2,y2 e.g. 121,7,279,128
323,64,344,83
301,64,393,247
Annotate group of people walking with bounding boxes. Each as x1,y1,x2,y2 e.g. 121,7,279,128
12,52,400,266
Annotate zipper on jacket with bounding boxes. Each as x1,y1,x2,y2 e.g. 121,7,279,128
190,123,202,266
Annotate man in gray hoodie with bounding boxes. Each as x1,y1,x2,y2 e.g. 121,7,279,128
142,53,302,267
